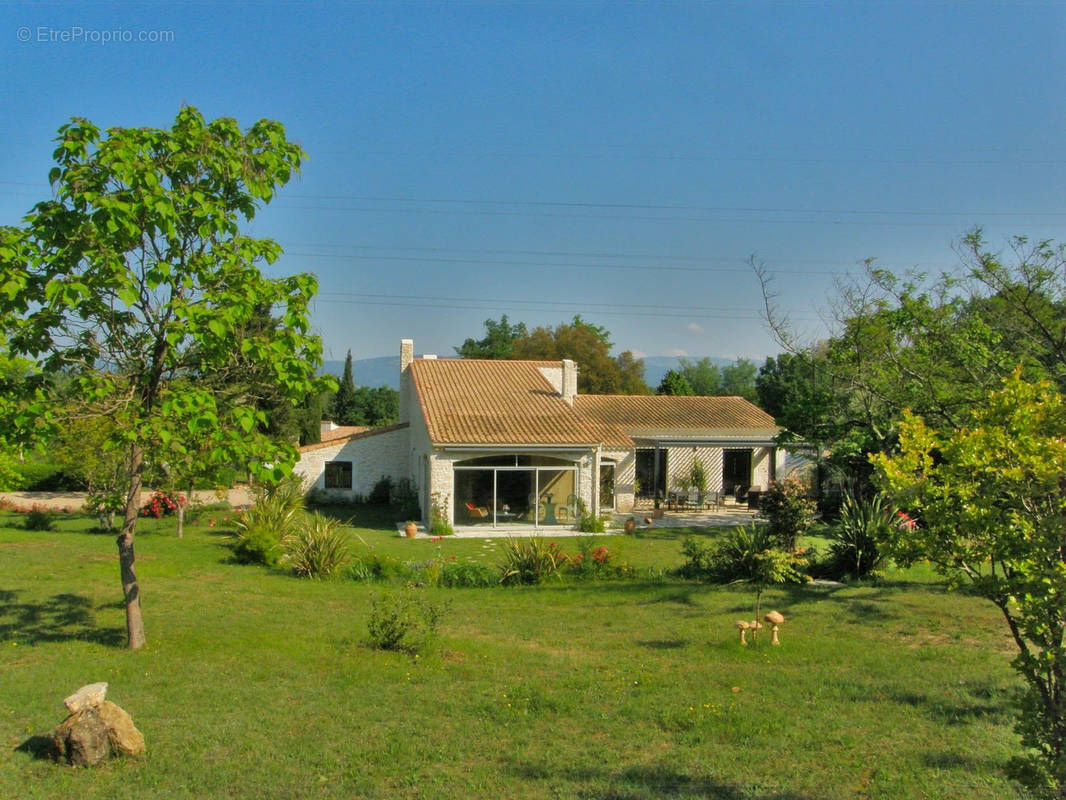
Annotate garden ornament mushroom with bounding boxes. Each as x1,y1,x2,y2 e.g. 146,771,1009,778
748,620,763,643
734,620,751,645
764,611,785,645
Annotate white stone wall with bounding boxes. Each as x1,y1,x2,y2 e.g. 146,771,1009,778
752,447,772,490
406,404,434,522
294,427,410,499
600,447,635,512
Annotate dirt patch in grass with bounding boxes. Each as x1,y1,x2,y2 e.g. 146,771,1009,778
0,540,60,549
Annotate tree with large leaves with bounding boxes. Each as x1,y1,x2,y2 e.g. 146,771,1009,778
0,108,332,649
873,372,1066,796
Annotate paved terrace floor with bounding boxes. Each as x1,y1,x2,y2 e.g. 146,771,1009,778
401,504,762,538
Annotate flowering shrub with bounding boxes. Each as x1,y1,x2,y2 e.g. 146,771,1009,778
140,489,187,518
896,510,917,531
23,504,55,531
759,478,817,551
429,491,453,537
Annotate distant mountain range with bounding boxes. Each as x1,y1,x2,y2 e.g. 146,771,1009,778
320,354,740,390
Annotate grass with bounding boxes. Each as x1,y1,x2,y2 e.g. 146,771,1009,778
0,507,1027,799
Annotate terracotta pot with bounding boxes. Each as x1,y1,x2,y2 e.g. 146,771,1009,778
623,519,636,534
404,523,418,538
652,508,664,519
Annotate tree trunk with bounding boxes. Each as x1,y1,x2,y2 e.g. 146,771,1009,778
118,445,146,650
176,501,184,539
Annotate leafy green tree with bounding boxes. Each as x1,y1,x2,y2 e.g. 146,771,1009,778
331,350,361,425
0,335,39,489
657,369,694,396
512,316,649,394
756,231,1066,491
677,357,721,395
0,108,331,649
296,390,328,445
720,358,758,402
457,315,648,395
353,385,399,426
873,372,1066,796
455,314,528,359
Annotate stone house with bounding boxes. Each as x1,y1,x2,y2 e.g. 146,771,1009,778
294,340,786,529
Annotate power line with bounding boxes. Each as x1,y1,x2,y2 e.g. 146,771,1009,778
285,250,843,276
318,290,795,316
282,241,944,269
282,192,1065,219
312,294,812,322
275,201,1063,229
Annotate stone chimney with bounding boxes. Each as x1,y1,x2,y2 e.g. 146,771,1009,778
561,359,578,405
399,339,414,424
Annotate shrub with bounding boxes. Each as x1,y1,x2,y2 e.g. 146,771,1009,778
389,477,421,521
759,478,817,550
231,525,285,567
231,485,306,567
15,461,86,491
139,489,187,518
282,512,351,579
498,538,565,585
429,491,453,537
823,492,894,579
564,538,622,580
690,457,708,496
366,591,445,652
23,505,55,531
439,560,498,588
85,489,125,531
370,475,393,505
576,499,607,533
679,525,808,586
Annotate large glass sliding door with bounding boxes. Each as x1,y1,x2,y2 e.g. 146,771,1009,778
453,455,579,528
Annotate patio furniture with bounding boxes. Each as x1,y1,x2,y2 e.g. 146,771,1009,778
747,487,762,510
465,502,489,519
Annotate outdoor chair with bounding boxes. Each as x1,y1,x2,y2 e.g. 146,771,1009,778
465,502,489,519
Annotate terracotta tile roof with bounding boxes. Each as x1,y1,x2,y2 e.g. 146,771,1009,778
319,425,370,443
573,395,780,440
410,359,612,446
298,423,409,453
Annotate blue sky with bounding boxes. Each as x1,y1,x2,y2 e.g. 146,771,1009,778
2,2,1064,365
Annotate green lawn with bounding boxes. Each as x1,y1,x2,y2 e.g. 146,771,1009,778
1,508,1025,799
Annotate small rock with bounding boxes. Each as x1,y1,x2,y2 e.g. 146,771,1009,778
53,709,111,767
97,701,145,756
63,682,108,713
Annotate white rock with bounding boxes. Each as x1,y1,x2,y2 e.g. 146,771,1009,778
64,682,108,713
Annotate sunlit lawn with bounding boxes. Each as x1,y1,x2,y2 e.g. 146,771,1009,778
1,507,1024,799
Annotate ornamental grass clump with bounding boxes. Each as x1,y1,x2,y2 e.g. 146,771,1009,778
282,512,350,579
231,481,306,567
498,538,564,585
823,492,894,579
